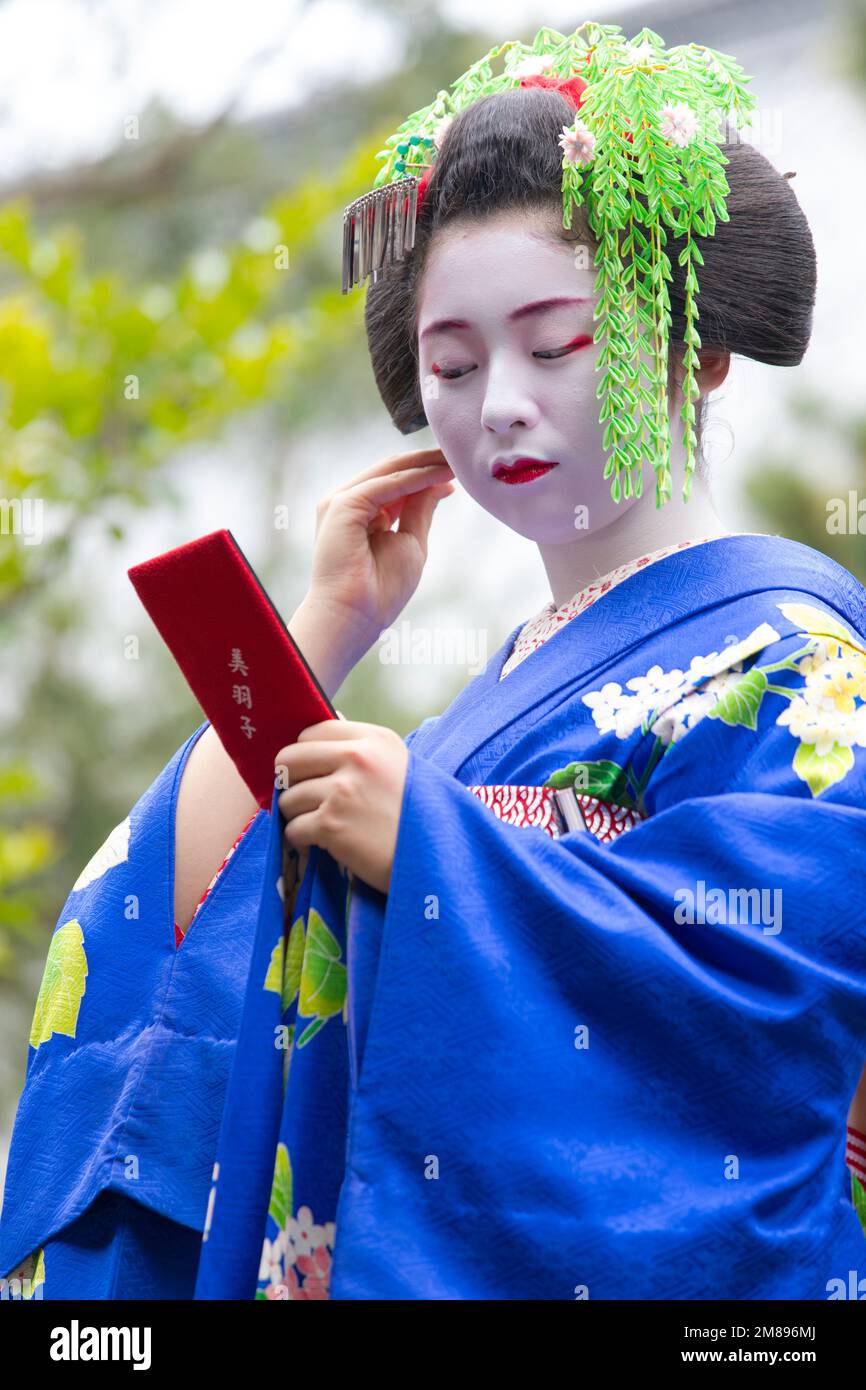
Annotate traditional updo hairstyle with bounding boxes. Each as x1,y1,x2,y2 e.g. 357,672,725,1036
364,85,817,481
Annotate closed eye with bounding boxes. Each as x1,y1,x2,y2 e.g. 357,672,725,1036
432,335,592,380
534,334,594,359
432,364,474,381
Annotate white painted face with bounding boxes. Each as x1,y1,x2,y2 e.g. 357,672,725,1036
416,208,646,543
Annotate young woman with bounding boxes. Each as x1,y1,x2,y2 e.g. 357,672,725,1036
2,25,865,1301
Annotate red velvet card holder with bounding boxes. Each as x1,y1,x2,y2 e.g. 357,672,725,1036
128,529,336,809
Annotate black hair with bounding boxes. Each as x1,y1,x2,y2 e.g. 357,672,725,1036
364,86,817,474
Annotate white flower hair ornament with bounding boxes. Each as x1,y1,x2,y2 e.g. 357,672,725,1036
341,21,758,509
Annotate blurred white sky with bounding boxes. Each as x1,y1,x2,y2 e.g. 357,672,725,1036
0,0,654,178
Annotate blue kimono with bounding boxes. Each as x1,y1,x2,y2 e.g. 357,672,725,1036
2,533,866,1300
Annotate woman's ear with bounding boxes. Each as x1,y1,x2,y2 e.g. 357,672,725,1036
694,349,731,397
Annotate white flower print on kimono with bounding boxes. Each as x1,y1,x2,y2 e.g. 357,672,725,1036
580,606,866,801
72,815,131,891
583,622,782,746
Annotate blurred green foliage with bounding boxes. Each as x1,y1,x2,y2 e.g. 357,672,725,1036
744,392,866,585
0,17,507,1007
0,128,400,980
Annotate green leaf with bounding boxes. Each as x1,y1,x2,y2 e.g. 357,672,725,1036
263,937,284,995
776,602,866,655
298,908,347,1022
284,916,305,1013
792,741,856,797
544,758,635,807
706,667,768,731
29,919,88,1048
268,1142,293,1231
853,1173,866,1239
296,1016,328,1047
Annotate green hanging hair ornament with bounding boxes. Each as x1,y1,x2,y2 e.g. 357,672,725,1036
341,21,758,509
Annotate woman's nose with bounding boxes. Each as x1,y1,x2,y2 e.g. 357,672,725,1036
480,363,540,433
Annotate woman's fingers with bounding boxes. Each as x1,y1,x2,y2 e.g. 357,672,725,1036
370,478,455,536
274,745,343,787
315,464,453,540
278,775,332,819
274,721,369,780
392,481,455,552
332,447,451,495
338,463,454,527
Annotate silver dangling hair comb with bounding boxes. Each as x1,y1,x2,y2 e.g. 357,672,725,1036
341,175,422,295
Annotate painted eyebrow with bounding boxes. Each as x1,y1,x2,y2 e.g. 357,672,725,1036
418,295,592,343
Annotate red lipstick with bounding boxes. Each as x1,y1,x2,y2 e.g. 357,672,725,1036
492,457,560,485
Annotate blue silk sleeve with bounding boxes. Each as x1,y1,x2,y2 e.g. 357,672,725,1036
332,655,866,1299
347,713,441,1085
0,720,271,1286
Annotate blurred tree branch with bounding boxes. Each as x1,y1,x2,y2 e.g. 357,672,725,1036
0,21,296,209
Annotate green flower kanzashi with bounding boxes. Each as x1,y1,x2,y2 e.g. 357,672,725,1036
354,21,757,509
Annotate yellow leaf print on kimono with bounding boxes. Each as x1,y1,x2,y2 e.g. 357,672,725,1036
771,602,866,795
1,1246,44,1299
29,920,88,1049
72,815,130,891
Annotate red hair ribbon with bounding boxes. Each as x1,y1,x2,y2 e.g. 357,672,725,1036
412,68,622,220
416,167,432,211
518,72,589,109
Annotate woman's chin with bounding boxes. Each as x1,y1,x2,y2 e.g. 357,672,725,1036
496,516,596,545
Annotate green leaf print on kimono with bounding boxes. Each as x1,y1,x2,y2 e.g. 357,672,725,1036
268,1141,293,1231
574,607,866,806
264,907,347,1048
263,916,304,1015
853,1174,866,1239
297,909,347,1046
264,915,307,1091
544,757,637,808
29,920,88,1049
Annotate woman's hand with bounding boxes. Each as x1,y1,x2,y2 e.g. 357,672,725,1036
274,719,409,894
304,447,455,657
